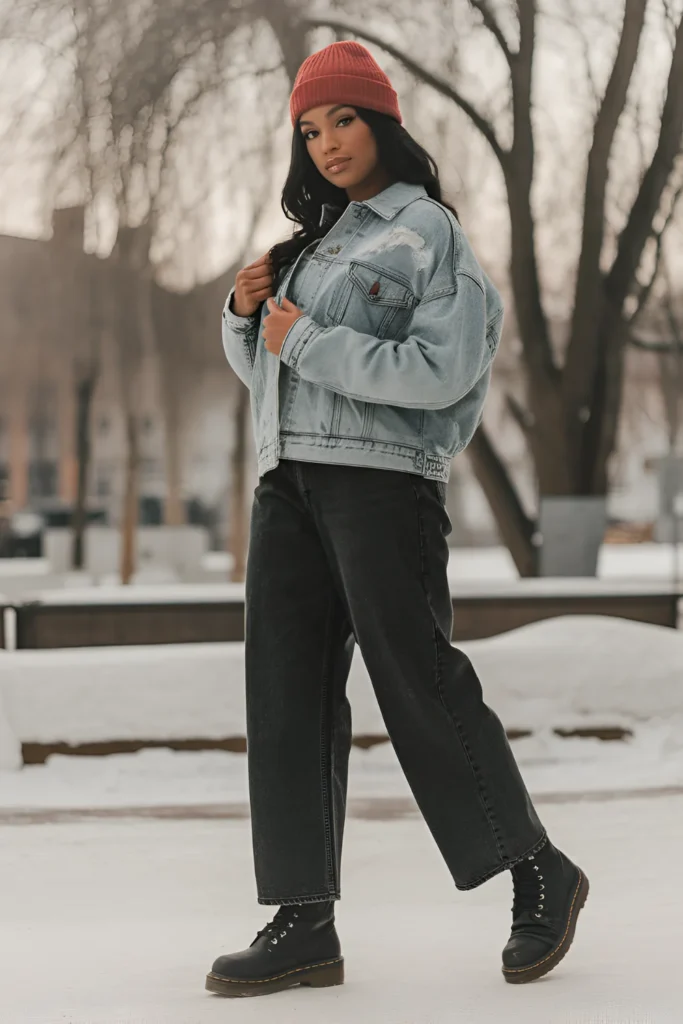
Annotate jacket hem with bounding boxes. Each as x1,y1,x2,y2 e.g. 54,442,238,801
256,433,456,482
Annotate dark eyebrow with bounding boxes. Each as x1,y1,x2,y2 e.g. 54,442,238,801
299,105,353,128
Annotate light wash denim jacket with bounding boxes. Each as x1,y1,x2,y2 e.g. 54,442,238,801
221,182,503,483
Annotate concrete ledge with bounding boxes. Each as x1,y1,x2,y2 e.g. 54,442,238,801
9,582,680,648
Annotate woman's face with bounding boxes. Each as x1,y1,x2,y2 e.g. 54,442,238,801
299,104,385,195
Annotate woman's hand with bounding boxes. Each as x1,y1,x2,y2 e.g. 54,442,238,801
232,253,274,317
263,297,305,356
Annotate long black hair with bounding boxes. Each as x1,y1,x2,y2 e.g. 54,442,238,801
269,107,459,282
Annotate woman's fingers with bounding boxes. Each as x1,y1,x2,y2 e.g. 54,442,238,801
243,271,273,288
251,286,274,302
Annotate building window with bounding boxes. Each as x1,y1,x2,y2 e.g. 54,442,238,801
28,460,58,500
0,462,9,502
95,470,111,499
94,460,115,500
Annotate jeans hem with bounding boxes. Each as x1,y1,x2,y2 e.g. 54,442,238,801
454,830,548,891
258,892,340,906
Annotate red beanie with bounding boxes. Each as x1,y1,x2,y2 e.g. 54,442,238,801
290,41,402,127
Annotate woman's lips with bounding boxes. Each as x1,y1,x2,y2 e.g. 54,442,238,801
326,158,351,174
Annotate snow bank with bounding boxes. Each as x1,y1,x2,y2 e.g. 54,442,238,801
1,615,682,808
0,616,681,757
467,615,683,731
0,663,22,770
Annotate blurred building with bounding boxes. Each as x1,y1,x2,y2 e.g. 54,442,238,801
0,207,243,542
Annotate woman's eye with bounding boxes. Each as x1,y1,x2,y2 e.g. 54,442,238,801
338,116,353,127
303,130,317,141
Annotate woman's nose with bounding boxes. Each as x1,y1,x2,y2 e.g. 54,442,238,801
321,134,340,154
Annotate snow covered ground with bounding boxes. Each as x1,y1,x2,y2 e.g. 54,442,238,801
1,615,682,804
1,613,682,1021
1,796,681,1023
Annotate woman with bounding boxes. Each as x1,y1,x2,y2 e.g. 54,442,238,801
207,40,588,998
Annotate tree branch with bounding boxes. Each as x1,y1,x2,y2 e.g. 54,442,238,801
467,424,537,577
606,11,683,312
505,392,534,434
628,177,683,321
564,0,647,409
502,1,561,404
468,0,513,63
628,333,682,354
302,16,509,170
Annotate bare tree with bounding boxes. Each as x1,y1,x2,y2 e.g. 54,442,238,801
297,0,683,574
10,0,681,579
2,0,287,578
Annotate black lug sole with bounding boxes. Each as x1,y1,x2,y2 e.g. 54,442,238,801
502,871,589,985
205,956,344,997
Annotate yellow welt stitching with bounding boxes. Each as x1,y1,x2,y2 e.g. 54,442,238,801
502,872,584,975
208,957,343,985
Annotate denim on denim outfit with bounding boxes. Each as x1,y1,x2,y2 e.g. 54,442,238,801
221,182,546,903
222,182,504,484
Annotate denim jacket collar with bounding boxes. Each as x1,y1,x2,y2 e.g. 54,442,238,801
358,181,427,220
318,181,427,229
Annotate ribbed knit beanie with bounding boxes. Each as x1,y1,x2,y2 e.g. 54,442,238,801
290,41,402,127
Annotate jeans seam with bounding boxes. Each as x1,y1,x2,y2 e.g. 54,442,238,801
411,480,507,863
319,594,339,898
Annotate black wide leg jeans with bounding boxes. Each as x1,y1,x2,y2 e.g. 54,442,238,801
245,459,546,904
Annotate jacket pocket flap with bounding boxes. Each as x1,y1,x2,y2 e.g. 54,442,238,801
348,261,414,308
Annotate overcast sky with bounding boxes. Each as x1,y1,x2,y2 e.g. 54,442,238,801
0,0,680,306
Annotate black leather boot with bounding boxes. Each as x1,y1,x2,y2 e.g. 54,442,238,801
205,901,343,997
502,840,589,984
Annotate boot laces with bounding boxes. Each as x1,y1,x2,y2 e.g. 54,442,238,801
255,906,299,948
512,854,545,921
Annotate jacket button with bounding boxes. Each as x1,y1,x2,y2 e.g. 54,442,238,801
369,282,380,297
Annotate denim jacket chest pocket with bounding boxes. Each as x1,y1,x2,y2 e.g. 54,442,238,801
327,260,415,339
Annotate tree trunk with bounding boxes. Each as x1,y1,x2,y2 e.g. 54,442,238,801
120,413,139,585
71,369,97,570
259,0,309,82
164,406,184,526
229,383,250,582
467,425,537,576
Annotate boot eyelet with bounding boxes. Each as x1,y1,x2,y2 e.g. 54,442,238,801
539,884,545,890
535,913,542,919
537,904,543,911
280,931,287,938
538,875,543,881
271,937,278,944
539,894,544,900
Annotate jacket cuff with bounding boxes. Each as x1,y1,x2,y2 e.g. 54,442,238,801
279,315,324,371
222,288,258,334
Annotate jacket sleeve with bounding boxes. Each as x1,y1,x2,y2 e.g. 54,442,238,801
279,252,504,411
221,288,259,389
